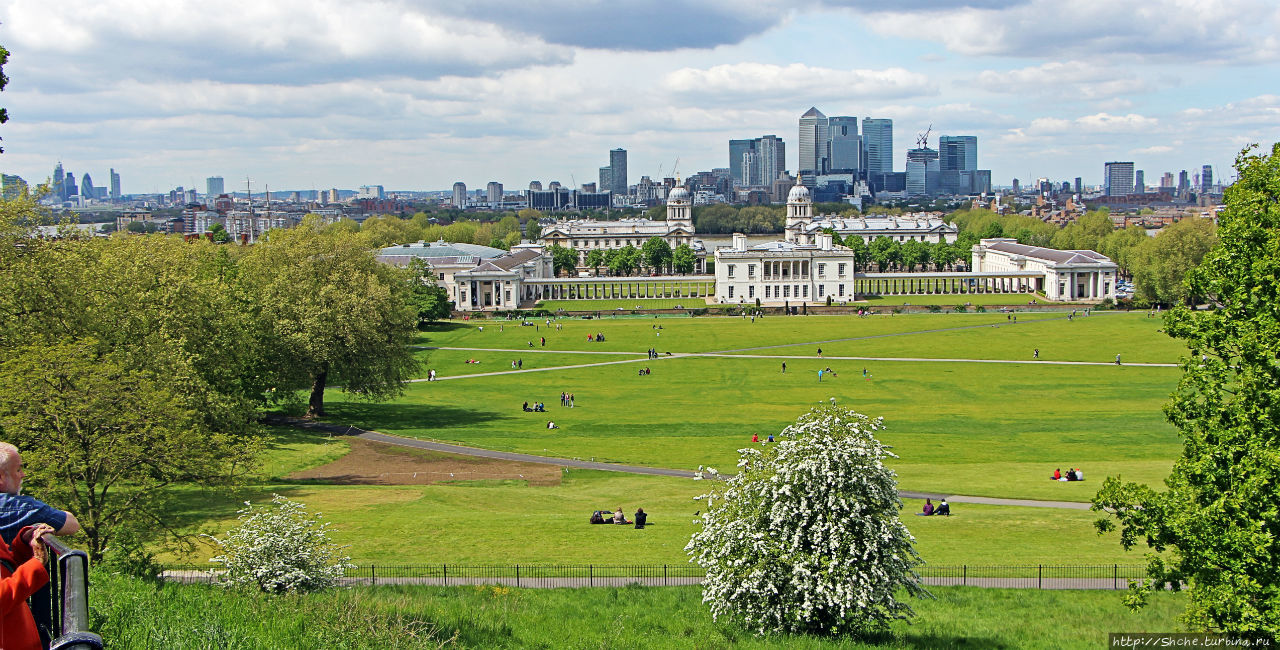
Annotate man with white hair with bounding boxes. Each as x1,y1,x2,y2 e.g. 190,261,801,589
0,443,79,544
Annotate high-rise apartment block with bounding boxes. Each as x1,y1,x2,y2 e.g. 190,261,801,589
729,135,786,187
861,119,893,175
598,167,612,194
486,182,503,205
110,169,121,200
207,176,224,197
452,182,467,209
1202,165,1213,193
798,107,829,177
1134,170,1145,194
939,135,977,195
608,148,627,197
1104,162,1135,196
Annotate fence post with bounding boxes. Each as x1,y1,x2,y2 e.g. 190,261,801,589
1038,565,1042,590
590,565,594,588
1114,564,1118,591
516,564,520,589
371,564,376,586
664,564,668,587
963,565,966,587
443,564,447,587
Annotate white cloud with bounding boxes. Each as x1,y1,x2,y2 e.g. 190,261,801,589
1132,145,1174,155
664,63,936,103
973,61,1156,100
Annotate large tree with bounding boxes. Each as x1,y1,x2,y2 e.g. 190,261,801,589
549,244,577,277
406,257,452,325
1129,217,1218,306
1093,143,1280,634
240,220,419,417
687,405,925,635
672,243,696,275
0,43,8,153
641,236,672,273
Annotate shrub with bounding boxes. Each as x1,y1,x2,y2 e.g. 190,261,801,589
686,405,927,636
926,305,942,313
209,495,354,594
975,306,987,313
953,304,968,313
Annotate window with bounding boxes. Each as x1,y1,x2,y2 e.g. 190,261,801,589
783,285,790,297
802,285,809,298
838,263,847,277
728,286,735,298
818,285,824,297
765,286,771,298
727,264,735,278
438,273,445,280
817,263,825,278
838,284,845,296
748,264,756,277
749,286,755,298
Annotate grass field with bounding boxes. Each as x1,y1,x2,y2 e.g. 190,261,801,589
535,298,710,311
94,575,1189,649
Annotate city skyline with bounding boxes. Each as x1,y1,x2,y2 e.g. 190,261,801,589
2,1,1276,193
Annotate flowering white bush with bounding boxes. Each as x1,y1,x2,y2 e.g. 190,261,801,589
209,494,354,594
685,405,927,635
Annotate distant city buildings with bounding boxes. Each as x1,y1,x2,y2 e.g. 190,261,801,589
452,182,467,209
797,107,829,178
1104,162,1135,197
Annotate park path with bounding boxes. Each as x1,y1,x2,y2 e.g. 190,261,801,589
272,417,1093,511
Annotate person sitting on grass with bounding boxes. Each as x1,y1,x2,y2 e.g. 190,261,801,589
936,499,950,516
613,507,630,525
589,510,606,524
1052,468,1061,480
634,508,647,529
547,421,558,429
522,401,530,412
916,499,934,516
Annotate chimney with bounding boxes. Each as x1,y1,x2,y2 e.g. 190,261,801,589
732,233,747,251
817,233,833,250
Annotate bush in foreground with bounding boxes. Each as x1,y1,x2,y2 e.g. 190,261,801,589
686,405,927,636
209,494,353,594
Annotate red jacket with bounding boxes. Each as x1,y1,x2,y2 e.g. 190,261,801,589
0,527,49,650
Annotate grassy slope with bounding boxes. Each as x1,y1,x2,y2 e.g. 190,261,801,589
94,575,1187,649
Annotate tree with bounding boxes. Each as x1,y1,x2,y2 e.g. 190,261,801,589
845,235,870,272
672,243,696,275
550,244,577,277
869,236,899,271
686,405,926,635
1092,143,1280,634
209,222,231,243
0,341,255,562
585,248,605,275
1129,217,1218,306
209,495,353,594
407,258,452,325
608,245,640,276
0,44,8,153
641,236,672,274
899,240,928,272
240,222,419,417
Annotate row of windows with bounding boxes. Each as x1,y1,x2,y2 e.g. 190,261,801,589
727,263,849,279
727,283,848,299
561,237,688,248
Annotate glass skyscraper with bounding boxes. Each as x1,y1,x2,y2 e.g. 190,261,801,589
827,116,861,173
861,119,893,175
1104,162,1135,196
608,148,627,197
798,107,829,177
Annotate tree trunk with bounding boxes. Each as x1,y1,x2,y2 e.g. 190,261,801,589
309,365,328,417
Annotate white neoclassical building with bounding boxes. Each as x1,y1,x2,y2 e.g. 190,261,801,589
538,186,706,272
787,214,958,245
378,240,555,310
971,238,1118,301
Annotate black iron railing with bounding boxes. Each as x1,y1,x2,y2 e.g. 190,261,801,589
159,563,1149,591
34,535,103,650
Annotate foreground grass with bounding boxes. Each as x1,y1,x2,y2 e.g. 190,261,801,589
93,576,1187,649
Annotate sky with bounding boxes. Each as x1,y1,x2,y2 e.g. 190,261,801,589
2,0,1278,194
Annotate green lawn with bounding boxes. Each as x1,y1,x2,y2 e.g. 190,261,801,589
95,575,1189,649
536,298,710,311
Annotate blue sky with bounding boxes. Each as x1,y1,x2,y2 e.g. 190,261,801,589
1,0,1277,194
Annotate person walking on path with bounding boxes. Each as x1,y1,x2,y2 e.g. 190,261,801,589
518,359,522,369
781,362,786,373
1033,349,1039,359
817,347,822,358
818,369,824,382
1115,354,1122,366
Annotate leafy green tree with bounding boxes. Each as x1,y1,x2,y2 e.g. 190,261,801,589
979,220,1004,239
209,222,231,243
844,236,870,272
0,44,8,153
1130,218,1218,306
210,495,353,594
687,405,926,635
406,258,452,325
518,208,544,241
899,240,928,272
608,245,641,276
0,340,256,562
240,222,419,417
550,244,577,277
672,243,696,274
641,236,672,273
125,220,158,233
1099,225,1150,276
1092,143,1280,634
869,236,899,271
585,249,605,275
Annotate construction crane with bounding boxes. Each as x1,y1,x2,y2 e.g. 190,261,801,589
916,124,932,150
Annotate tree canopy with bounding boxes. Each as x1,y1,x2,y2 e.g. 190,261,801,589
1092,143,1280,634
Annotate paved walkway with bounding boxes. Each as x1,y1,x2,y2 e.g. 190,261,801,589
270,417,1093,510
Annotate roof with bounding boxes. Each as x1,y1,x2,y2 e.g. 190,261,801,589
801,106,826,118
801,216,957,234
378,240,506,259
984,240,1113,265
541,217,694,237
455,247,544,276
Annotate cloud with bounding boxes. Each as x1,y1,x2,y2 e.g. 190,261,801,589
862,0,1280,63
1024,112,1158,135
973,61,1156,99
1132,145,1174,155
664,63,936,104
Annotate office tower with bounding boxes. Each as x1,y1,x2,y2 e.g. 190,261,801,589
729,139,755,186
972,170,992,195
1134,170,1145,194
906,147,939,196
528,181,542,192
1,174,27,199
939,135,977,194
1178,170,1190,194
486,182,503,205
1202,165,1213,193
452,182,467,209
358,185,385,200
1012,178,1021,194
1074,177,1083,194
798,107,829,176
828,116,862,173
1160,172,1174,188
65,173,78,198
80,174,94,201
548,181,562,191
598,167,612,194
110,169,121,200
861,119,893,176
609,148,627,197
757,135,784,187
52,163,65,200
1104,162,1135,196
207,176,224,197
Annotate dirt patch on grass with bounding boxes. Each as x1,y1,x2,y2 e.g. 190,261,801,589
287,437,562,486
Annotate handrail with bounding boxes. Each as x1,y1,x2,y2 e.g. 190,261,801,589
37,535,103,650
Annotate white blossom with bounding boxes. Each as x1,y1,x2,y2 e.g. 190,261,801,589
685,405,928,635
208,494,355,594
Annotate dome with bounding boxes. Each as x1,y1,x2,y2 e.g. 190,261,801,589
667,186,690,202
787,182,810,203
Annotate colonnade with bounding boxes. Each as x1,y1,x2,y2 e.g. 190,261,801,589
528,279,717,301
858,275,1040,296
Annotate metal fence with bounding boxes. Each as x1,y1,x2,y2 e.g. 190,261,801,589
160,563,1149,591
34,535,104,650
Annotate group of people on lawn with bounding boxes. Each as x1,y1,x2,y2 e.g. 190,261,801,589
590,507,647,529
1052,468,1085,482
918,498,951,516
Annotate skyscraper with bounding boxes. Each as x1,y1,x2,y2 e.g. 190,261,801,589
756,135,784,188
452,182,467,209
798,107,829,176
110,169,121,200
1074,177,1083,194
486,182,503,205
52,162,65,200
729,139,754,186
65,173,78,199
861,119,893,175
207,176,224,197
828,116,862,174
1178,170,1190,194
1104,162,1135,196
80,174,94,201
729,136,785,188
1134,170,1145,194
609,148,627,197
598,167,612,194
906,147,939,196
938,135,977,194
1202,165,1213,193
